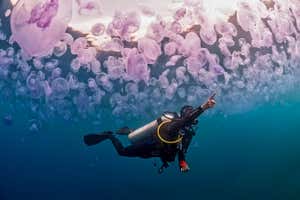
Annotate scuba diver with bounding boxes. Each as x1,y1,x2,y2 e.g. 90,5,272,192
84,93,216,173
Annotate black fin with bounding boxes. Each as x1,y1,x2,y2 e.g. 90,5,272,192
83,132,112,146
116,127,132,135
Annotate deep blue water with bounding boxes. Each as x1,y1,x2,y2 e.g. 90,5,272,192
0,91,299,200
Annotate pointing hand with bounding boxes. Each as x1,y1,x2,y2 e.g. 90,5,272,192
203,93,216,110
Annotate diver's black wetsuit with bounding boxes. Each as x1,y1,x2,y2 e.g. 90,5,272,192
108,127,195,167
107,106,204,166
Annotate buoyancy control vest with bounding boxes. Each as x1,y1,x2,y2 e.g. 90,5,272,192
128,112,183,145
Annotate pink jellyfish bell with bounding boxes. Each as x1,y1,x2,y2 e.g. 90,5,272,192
10,0,72,57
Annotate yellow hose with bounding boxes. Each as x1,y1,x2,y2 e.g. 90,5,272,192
156,119,183,144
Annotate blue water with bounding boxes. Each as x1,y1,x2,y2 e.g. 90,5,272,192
0,91,299,200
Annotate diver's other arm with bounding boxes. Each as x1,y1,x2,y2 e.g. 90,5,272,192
180,160,190,172
178,150,190,172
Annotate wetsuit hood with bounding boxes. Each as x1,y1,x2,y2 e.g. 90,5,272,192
180,105,198,125
180,105,194,118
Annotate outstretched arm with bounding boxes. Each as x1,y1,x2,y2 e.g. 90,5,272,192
185,93,216,123
166,93,217,133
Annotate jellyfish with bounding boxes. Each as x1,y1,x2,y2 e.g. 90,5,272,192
76,0,102,16
51,77,69,99
215,21,237,37
0,56,13,69
105,56,125,80
78,47,97,64
66,73,79,90
45,59,59,71
179,32,201,56
174,8,186,21
43,80,52,97
268,12,295,44
91,23,105,36
33,58,44,70
151,88,161,100
234,80,245,89
61,33,74,46
168,32,185,46
71,37,88,55
186,48,208,73
184,0,201,7
11,0,72,57
11,71,18,80
146,21,165,42
170,21,182,34
165,81,178,100
28,119,42,133
223,53,241,71
110,93,125,107
291,4,300,30
200,25,217,45
177,87,186,99
101,38,123,52
88,78,97,89
166,55,182,67
70,58,81,73
0,31,7,41
125,82,138,95
139,4,155,17
159,69,170,89
164,42,177,56
91,88,105,105
90,59,101,75
95,73,113,92
37,71,46,81
6,47,15,57
26,72,44,99
236,2,258,32
53,41,67,57
187,93,197,103
26,72,41,91
125,48,150,83
138,37,161,63
0,49,6,57
15,83,28,97
0,64,9,79
261,28,273,48
176,66,189,85
51,67,62,78
209,64,225,76
106,11,141,40
218,37,233,57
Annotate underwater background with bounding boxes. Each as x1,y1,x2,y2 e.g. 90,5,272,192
1,91,300,200
1,0,300,199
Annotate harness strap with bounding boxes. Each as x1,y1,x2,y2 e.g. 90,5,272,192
156,119,183,144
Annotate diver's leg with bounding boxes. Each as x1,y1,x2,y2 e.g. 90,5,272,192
108,135,139,157
109,135,155,158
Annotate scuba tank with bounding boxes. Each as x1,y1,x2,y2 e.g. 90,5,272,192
128,92,215,145
128,112,182,145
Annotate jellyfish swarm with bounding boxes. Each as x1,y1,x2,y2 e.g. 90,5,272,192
10,0,72,57
2,0,300,121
